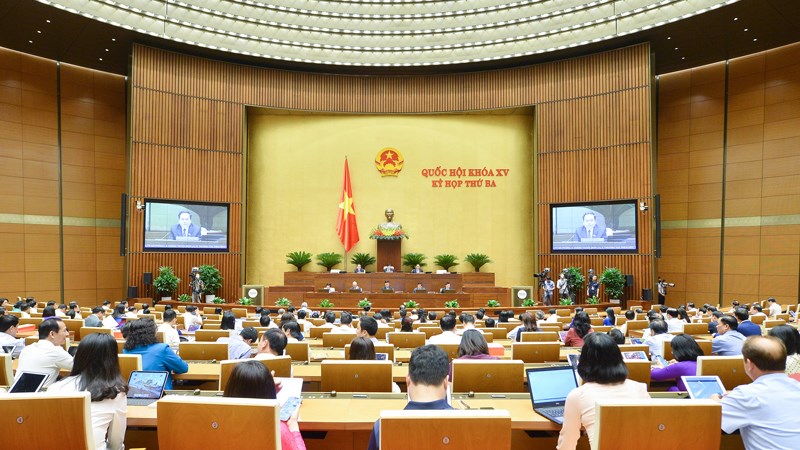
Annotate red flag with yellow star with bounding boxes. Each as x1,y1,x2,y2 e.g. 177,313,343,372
336,158,359,253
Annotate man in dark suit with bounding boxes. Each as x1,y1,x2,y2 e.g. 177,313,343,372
410,264,423,273
354,264,366,273
169,211,202,239
573,212,607,241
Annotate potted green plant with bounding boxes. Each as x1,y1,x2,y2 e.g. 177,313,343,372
238,297,254,306
212,297,225,304
434,254,459,272
350,252,377,272
404,300,419,309
275,297,291,307
178,294,191,303
486,299,501,308
565,267,585,304
401,253,427,271
199,264,223,303
319,299,335,308
586,296,600,305
358,298,372,309
153,266,180,300
445,299,460,308
286,251,313,271
522,298,538,307
316,252,343,272
464,253,492,272
599,267,626,304
559,297,573,306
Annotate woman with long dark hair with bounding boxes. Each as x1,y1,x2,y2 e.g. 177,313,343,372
122,317,187,389
563,311,593,347
508,312,539,341
281,320,304,342
224,360,306,450
769,325,800,374
558,333,649,450
650,333,704,391
48,333,128,450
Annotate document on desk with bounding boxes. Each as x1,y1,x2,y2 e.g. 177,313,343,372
275,377,303,405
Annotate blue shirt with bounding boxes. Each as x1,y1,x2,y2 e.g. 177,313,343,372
712,330,746,356
737,321,761,337
721,373,800,450
367,398,453,450
123,343,188,390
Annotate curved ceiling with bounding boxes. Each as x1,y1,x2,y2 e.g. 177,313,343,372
38,0,739,67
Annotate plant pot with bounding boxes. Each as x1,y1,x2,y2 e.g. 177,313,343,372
205,294,216,303
160,296,172,301
610,298,621,304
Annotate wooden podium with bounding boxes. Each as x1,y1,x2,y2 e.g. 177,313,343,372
377,239,402,271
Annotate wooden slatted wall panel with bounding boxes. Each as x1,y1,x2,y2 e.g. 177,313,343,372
129,43,652,304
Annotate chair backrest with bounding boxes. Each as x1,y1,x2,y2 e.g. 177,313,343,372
623,360,651,387
682,323,709,335
62,319,84,339
78,327,113,341
618,344,650,357
196,329,231,342
322,332,356,348
178,342,228,361
583,308,598,315
697,356,751,390
695,340,713,357
511,342,561,363
18,317,43,326
590,317,604,326
0,353,12,386
202,323,222,330
749,315,766,325
118,354,142,382
624,320,649,336
434,344,461,362
0,392,94,450
386,332,426,348
594,399,721,450
345,343,395,361
242,320,260,328
310,327,329,339
379,409,511,450
202,307,217,315
593,325,613,333
482,328,509,339
451,360,525,393
374,327,390,340
231,308,248,318
765,319,786,329
520,331,559,342
157,396,279,448
320,360,393,392
284,341,310,362
556,309,571,317
496,322,519,334
219,356,292,390
155,304,167,312
418,327,443,339
481,331,494,342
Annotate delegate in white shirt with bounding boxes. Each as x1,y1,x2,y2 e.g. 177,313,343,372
48,376,127,450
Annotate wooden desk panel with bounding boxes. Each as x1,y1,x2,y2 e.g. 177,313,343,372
295,273,464,294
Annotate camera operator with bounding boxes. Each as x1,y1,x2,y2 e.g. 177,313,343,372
557,271,570,303
657,277,675,305
534,269,554,306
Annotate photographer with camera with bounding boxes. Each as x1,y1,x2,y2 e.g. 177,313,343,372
657,277,675,305
534,269,554,306
557,272,570,303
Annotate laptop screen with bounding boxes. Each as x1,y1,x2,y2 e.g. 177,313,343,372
526,366,578,405
10,372,49,393
127,371,169,399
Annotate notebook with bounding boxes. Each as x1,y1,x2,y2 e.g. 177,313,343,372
681,375,725,399
9,372,48,393
526,366,579,424
127,371,169,406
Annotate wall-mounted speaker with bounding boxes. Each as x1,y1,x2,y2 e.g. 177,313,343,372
143,272,153,285
625,275,634,287
127,286,138,299
642,289,652,301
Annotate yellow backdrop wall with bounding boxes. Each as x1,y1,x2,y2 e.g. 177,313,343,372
246,110,535,289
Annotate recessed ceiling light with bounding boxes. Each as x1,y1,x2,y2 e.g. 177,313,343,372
99,58,103,61
46,19,51,23
36,30,41,34
681,57,686,60
28,40,33,43
744,28,748,32
667,36,671,40
753,38,758,42
112,38,116,41
733,17,738,21
674,47,678,50
105,48,109,52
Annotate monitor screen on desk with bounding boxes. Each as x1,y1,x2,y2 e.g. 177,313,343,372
551,200,638,253
143,200,229,252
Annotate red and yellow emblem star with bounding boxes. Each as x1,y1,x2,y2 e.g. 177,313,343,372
375,147,404,177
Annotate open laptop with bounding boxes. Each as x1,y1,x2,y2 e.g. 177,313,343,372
9,372,49,393
526,366,579,424
681,375,725,399
127,371,169,406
